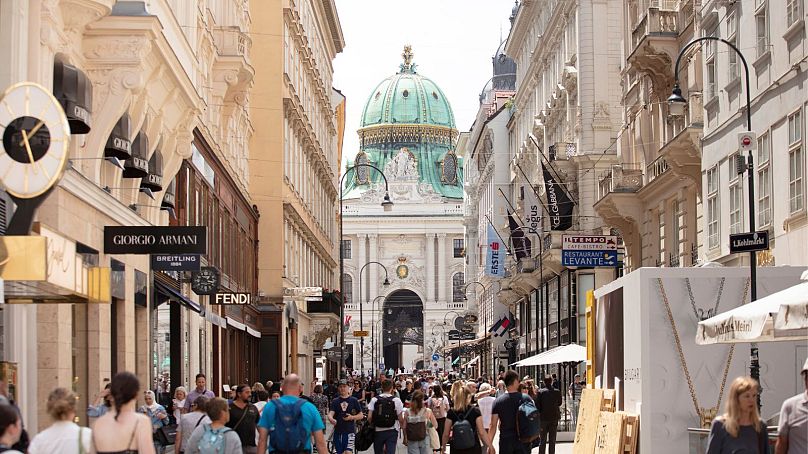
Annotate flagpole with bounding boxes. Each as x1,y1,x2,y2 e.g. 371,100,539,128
527,134,578,205
484,214,514,255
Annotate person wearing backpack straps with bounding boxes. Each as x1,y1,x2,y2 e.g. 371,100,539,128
536,375,562,454
402,391,439,454
186,398,242,454
257,373,328,454
367,379,405,454
428,384,449,444
226,385,260,453
176,396,210,454
28,387,92,454
439,384,494,454
489,370,534,454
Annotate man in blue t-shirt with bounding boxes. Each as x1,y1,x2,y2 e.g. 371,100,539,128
328,379,363,454
257,373,327,454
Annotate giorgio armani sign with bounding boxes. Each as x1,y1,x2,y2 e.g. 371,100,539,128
104,226,207,254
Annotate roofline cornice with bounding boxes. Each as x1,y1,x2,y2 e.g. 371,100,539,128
322,0,345,53
504,0,537,57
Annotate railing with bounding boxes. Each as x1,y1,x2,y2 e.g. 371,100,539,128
213,26,252,61
647,156,670,184
448,301,466,310
690,244,699,266
307,298,341,317
631,7,680,52
597,164,644,201
669,253,681,267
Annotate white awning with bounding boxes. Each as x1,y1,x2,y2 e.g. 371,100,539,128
463,356,480,368
226,317,246,331
697,271,808,344
246,326,261,338
512,344,586,366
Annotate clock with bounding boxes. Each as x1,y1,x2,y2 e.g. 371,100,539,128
0,82,70,199
191,266,220,295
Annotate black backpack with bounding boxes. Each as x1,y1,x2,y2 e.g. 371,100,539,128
373,396,398,428
450,408,476,450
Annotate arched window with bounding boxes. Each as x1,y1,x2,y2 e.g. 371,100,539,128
452,272,465,302
441,150,459,185
342,274,353,305
354,152,369,184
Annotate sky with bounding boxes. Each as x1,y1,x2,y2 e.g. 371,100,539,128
333,0,516,169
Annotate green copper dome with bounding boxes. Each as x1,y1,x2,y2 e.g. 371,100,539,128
360,68,455,129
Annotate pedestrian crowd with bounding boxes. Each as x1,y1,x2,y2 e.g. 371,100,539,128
0,358,804,453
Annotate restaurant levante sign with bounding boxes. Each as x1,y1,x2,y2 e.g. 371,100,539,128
104,226,207,254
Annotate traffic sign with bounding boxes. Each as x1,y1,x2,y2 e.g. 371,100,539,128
353,330,369,337
431,353,440,361
738,132,757,152
729,231,769,253
562,235,618,250
561,250,618,267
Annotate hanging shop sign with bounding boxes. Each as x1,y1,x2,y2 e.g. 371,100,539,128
150,254,201,272
729,231,769,254
104,226,207,254
562,235,618,250
562,250,618,267
212,292,251,305
0,236,47,281
448,330,476,341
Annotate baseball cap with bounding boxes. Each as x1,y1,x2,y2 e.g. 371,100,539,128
338,379,349,386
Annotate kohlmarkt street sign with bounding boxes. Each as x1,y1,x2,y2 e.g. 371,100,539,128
562,235,618,250
353,330,369,337
729,231,769,253
561,250,618,267
150,254,201,271
104,226,207,254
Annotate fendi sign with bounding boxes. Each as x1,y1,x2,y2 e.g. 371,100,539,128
212,292,251,305
104,226,207,254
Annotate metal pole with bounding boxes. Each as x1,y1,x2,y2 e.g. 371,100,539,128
673,36,758,407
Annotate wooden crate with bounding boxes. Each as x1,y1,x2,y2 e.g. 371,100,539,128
593,411,640,454
601,389,616,412
623,414,639,454
573,388,604,453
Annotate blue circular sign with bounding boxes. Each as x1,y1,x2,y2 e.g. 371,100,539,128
432,353,440,361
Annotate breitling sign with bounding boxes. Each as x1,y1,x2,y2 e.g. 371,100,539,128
104,226,207,254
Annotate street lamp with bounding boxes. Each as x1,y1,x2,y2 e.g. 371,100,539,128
668,37,761,404
359,262,390,377
369,295,387,375
340,162,393,378
432,324,447,372
443,310,462,370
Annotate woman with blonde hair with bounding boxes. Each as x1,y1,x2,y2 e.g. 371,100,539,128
706,376,770,454
441,385,494,454
28,387,92,453
172,386,187,422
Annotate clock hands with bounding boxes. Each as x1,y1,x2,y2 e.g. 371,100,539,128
20,130,37,174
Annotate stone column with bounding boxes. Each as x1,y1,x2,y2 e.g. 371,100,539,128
356,234,367,305
425,234,436,301
437,233,447,302
368,234,379,301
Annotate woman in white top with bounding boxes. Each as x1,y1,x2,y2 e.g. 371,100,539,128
172,386,187,422
175,396,211,454
28,387,92,454
92,371,156,454
475,383,496,432
402,391,439,454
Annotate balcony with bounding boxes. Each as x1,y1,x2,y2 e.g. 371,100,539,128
212,25,254,90
597,164,644,201
307,298,341,318
627,5,680,91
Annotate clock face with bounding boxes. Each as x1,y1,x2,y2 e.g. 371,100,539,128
192,267,220,295
0,82,70,199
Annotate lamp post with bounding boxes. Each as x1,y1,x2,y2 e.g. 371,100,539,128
369,295,386,375
443,310,462,370
359,265,390,377
667,38,761,404
432,324,447,373
340,163,393,378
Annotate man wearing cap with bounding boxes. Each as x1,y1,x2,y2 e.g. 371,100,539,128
776,358,808,454
568,374,583,427
329,379,363,454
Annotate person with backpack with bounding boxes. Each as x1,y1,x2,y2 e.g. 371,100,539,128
428,384,449,444
186,397,242,454
226,385,260,454
488,370,540,454
176,396,210,454
328,379,363,454
440,383,494,454
402,391,439,454
256,373,328,454
536,375,562,454
367,379,404,454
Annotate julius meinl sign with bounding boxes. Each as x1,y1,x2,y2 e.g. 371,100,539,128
104,226,207,254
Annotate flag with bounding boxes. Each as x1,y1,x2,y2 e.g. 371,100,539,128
495,313,515,337
485,223,505,278
522,184,541,234
508,212,531,259
488,317,504,334
541,160,573,230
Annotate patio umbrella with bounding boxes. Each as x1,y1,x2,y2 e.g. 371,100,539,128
696,270,808,344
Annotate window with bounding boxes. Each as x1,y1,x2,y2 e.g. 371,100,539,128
729,154,744,234
453,239,465,258
790,111,804,214
658,210,665,265
341,239,352,259
341,274,353,305
672,198,682,265
726,11,739,82
707,167,720,249
755,3,769,58
757,133,772,227
452,273,465,302
787,0,802,27
706,61,716,100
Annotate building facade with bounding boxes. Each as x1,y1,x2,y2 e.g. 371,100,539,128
341,47,468,375
697,0,806,267
0,0,258,431
498,0,622,380
249,0,344,386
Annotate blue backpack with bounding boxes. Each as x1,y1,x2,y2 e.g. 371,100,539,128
198,424,232,453
515,394,541,444
268,399,308,452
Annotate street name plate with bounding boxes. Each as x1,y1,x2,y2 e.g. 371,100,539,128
562,235,618,250
353,330,369,337
729,231,769,253
561,250,618,267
